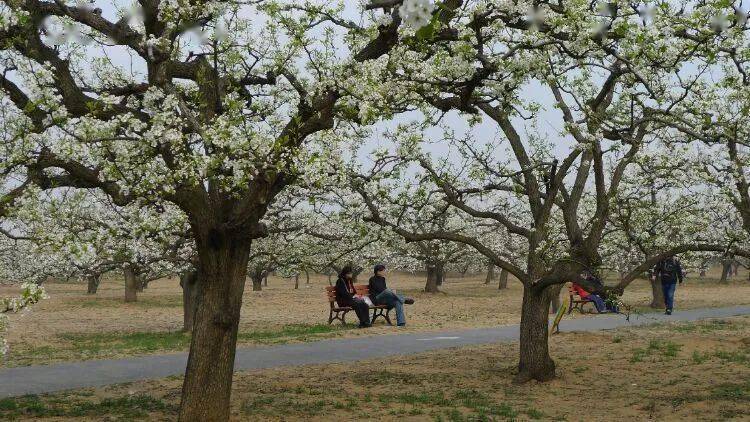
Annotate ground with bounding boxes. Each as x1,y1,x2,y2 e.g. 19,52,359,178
1,315,749,421
2,268,750,367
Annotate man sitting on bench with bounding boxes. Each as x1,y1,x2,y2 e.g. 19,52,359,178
334,266,371,328
572,273,616,313
368,264,414,327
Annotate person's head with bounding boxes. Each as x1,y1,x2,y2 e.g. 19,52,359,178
374,264,386,276
340,265,354,280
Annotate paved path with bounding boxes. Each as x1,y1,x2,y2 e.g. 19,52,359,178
1,305,749,398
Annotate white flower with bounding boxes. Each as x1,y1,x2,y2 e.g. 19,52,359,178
399,0,435,29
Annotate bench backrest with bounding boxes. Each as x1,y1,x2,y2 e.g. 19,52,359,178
325,284,370,304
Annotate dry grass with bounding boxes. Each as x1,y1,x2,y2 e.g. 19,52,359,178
3,315,749,421
2,267,750,367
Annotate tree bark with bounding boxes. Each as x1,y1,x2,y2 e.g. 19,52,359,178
425,264,439,293
436,262,445,286
180,271,200,332
136,274,145,292
178,235,251,422
515,284,556,383
294,274,299,289
498,268,509,290
123,265,138,303
263,274,268,287
649,273,664,308
251,275,263,291
485,262,495,284
305,270,310,284
720,261,731,283
86,274,100,294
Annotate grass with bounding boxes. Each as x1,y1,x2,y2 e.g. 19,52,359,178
7,324,349,367
76,296,182,309
0,394,176,420
631,340,682,363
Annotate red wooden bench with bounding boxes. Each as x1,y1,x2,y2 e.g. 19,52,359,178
567,284,595,314
326,285,392,325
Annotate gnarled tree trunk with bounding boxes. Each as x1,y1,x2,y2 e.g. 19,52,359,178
86,273,100,294
498,268,509,290
516,284,556,383
180,270,200,332
123,265,138,303
178,233,251,422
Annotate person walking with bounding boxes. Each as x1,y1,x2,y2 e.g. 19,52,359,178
334,266,371,327
368,264,414,326
654,255,684,315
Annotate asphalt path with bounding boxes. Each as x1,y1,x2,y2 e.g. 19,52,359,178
1,304,748,398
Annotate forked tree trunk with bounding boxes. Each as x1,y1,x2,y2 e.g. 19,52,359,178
515,284,556,383
180,271,200,332
485,262,495,284
123,265,138,303
178,235,252,422
498,268,508,290
425,264,439,293
649,274,664,309
86,274,100,294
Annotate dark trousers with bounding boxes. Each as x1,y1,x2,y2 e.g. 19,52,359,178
662,281,677,311
351,298,370,326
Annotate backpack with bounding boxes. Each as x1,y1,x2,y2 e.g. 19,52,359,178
662,258,677,274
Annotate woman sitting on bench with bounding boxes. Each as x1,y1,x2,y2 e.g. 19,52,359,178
334,266,371,328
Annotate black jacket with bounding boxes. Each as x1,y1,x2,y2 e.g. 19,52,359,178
334,276,356,307
655,257,684,283
368,275,387,300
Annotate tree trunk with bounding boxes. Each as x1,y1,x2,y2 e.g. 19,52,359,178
294,274,299,289
436,262,445,286
649,273,664,308
485,262,495,284
180,271,200,332
86,274,100,294
251,275,263,291
124,265,138,303
498,268,509,290
305,270,310,284
515,284,556,383
136,274,145,292
178,235,251,422
720,261,731,283
263,274,268,287
425,264,439,293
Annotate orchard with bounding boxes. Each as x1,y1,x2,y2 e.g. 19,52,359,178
1,1,750,421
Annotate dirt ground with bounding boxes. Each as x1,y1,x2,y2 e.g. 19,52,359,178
2,315,749,421
2,267,750,367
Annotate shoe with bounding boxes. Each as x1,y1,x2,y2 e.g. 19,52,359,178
397,323,406,327
665,309,672,315
358,323,371,328
404,298,415,305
